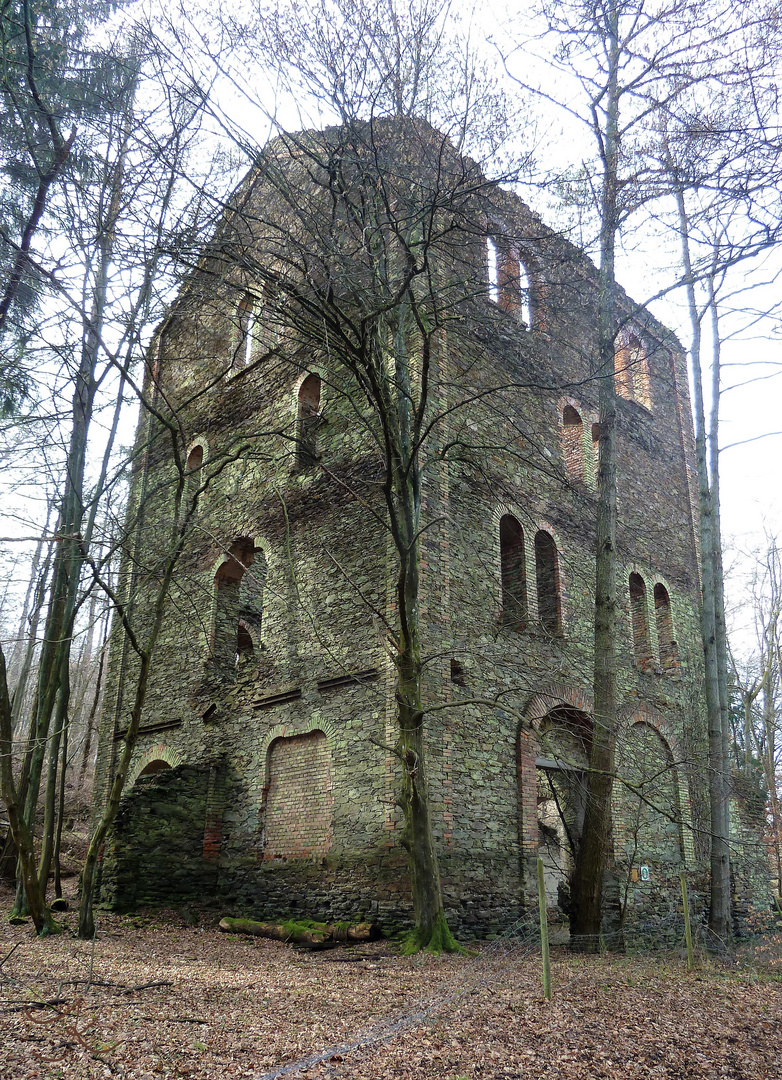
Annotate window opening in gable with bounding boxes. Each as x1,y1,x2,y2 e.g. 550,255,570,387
486,236,499,304
562,406,584,483
235,292,257,368
535,530,562,635
500,514,527,631
629,572,653,671
297,373,321,466
518,259,532,329
184,444,204,516
654,583,679,671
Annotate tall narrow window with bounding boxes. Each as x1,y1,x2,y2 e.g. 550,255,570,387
212,538,255,669
184,444,204,516
591,423,601,483
486,236,499,304
500,514,527,630
562,406,584,483
297,374,321,466
535,531,561,635
518,260,532,329
615,332,651,408
236,292,256,367
238,549,267,657
654,583,679,670
629,573,652,670
627,334,651,408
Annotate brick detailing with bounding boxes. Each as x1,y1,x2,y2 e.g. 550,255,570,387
263,731,333,859
500,514,527,630
127,743,184,786
654,583,680,671
629,572,654,672
534,530,561,634
561,405,585,483
202,764,226,862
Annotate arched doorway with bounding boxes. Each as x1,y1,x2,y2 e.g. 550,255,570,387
534,705,593,910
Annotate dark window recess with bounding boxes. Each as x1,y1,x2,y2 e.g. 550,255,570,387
500,514,527,630
297,373,321,465
535,530,562,634
450,659,467,687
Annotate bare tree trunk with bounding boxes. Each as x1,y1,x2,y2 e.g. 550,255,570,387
53,712,69,900
570,0,621,953
671,188,732,946
0,646,58,933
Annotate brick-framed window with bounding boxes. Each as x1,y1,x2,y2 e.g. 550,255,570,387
654,583,680,671
535,530,562,635
629,572,653,671
500,514,527,631
297,373,322,466
212,538,256,669
184,444,204,517
486,235,534,328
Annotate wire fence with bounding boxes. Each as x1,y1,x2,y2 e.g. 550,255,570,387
251,870,761,1080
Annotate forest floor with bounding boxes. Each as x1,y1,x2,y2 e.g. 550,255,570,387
1,882,781,1080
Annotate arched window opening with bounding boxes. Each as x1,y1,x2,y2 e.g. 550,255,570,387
238,549,266,652
654,583,679,671
615,333,651,408
297,374,321,466
518,259,532,329
212,538,255,669
235,292,257,368
629,573,652,671
614,722,684,870
184,444,204,516
138,759,172,779
562,406,584,483
535,531,561,635
486,236,499,304
500,514,527,631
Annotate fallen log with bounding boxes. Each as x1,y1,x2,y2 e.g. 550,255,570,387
218,917,380,947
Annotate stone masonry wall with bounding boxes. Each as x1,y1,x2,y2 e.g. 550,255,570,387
92,124,768,939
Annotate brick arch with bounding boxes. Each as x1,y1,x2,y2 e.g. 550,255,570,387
522,683,594,731
619,702,694,865
185,435,209,463
260,721,335,860
128,744,184,786
516,683,594,871
259,716,339,785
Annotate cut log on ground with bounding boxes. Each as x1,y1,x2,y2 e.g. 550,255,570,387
218,917,381,947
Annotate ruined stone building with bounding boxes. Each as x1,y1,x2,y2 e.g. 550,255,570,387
92,120,761,936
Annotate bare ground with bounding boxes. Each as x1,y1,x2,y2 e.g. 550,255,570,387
1,883,781,1080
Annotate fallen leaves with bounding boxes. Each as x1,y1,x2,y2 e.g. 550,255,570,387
0,892,780,1080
